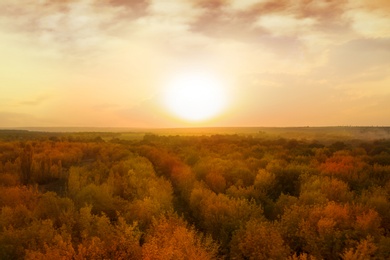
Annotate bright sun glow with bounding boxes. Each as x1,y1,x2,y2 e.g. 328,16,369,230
164,71,227,122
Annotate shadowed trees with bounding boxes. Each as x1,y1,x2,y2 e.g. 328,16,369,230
20,143,33,184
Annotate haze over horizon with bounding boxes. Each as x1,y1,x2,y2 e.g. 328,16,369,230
1,0,390,128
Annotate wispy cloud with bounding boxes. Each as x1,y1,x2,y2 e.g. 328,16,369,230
0,0,385,59
19,96,50,106
0,0,147,56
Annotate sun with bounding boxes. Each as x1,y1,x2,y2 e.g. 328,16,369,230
164,71,228,122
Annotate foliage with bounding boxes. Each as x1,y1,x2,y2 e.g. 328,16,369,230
0,131,390,259
230,219,291,260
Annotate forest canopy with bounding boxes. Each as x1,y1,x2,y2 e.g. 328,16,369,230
0,128,390,259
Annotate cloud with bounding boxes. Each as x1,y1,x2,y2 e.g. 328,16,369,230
20,96,50,106
355,0,390,12
254,14,317,36
194,0,229,9
105,0,149,13
295,0,348,20
0,0,148,56
319,38,390,82
347,9,390,38
188,0,350,40
0,0,380,63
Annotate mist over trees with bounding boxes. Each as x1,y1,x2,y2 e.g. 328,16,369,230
0,129,390,259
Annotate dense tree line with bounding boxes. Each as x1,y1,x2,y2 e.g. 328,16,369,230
0,132,390,259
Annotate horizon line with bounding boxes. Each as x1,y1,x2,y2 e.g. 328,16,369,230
1,125,390,133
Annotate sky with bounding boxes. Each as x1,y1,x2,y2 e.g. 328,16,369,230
1,0,390,128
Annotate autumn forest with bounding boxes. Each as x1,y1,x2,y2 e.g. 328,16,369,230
1,128,390,259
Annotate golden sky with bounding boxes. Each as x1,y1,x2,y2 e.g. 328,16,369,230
1,0,390,128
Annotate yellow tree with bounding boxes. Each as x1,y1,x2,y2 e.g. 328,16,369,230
230,219,291,260
142,214,218,260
